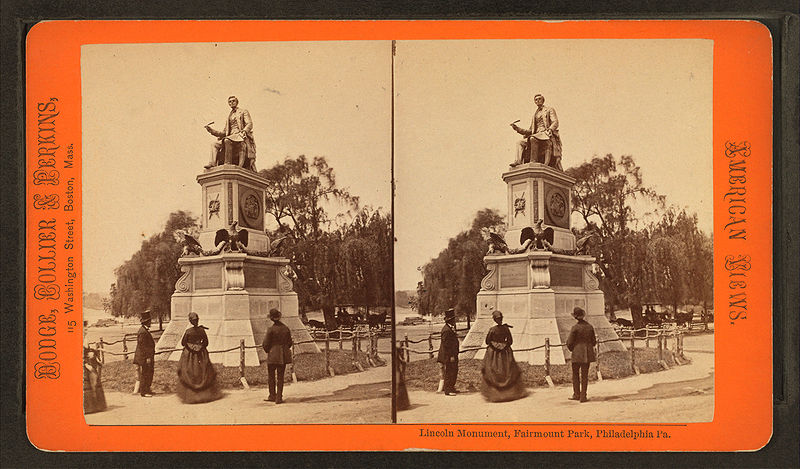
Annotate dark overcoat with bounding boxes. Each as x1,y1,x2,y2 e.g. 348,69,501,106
566,319,597,364
262,320,293,364
133,325,155,365
437,324,460,363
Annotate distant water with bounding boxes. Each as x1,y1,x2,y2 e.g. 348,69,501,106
83,307,115,324
395,306,426,322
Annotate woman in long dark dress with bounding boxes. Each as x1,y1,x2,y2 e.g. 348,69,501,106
83,347,107,413
481,310,528,402
176,312,222,404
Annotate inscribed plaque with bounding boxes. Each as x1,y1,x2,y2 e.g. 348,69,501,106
194,264,222,290
549,263,583,287
499,262,528,289
244,264,277,289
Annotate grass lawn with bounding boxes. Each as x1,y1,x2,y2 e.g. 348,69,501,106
100,351,382,394
404,347,681,391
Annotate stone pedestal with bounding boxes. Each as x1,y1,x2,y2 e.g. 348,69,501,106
155,165,319,366
461,251,624,364
461,162,623,364
196,165,271,252
504,163,575,251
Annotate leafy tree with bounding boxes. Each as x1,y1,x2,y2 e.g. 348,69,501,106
337,207,393,310
395,290,410,308
262,155,358,240
418,208,504,320
567,154,665,325
647,235,688,314
568,156,713,324
109,211,197,325
261,156,391,314
650,207,713,312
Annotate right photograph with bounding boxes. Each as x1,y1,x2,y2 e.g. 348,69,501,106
393,39,714,423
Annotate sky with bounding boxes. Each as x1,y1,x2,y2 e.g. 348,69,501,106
81,38,713,296
81,41,392,294
393,39,713,291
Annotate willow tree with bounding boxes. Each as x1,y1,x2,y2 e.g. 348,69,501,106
259,155,397,317
109,211,197,326
567,154,664,324
419,208,504,320
650,207,713,312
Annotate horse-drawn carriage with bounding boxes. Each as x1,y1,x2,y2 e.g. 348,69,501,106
304,306,390,334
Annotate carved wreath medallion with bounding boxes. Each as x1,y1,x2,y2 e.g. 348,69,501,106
548,192,567,219
244,194,260,219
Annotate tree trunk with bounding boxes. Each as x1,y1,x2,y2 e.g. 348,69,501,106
630,303,645,334
322,302,337,330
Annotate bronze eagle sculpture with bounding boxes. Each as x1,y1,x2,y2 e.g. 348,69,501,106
520,219,554,251
175,230,204,257
215,221,249,252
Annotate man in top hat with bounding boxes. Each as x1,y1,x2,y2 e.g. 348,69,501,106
437,308,461,396
510,93,563,170
133,309,156,397
262,308,293,404
566,307,597,402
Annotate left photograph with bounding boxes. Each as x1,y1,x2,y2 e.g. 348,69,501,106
81,41,393,424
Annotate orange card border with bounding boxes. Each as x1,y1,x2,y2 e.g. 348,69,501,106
25,19,773,451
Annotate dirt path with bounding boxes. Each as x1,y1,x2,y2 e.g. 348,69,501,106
86,364,391,425
398,334,714,423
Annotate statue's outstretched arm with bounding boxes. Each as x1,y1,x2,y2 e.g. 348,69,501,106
205,125,226,139
511,122,532,137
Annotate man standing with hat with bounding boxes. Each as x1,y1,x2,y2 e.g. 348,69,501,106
437,308,461,396
566,307,597,403
133,309,156,397
262,308,293,404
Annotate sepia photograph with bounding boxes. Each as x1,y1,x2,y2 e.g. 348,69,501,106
19,17,781,453
80,41,393,424
393,39,715,423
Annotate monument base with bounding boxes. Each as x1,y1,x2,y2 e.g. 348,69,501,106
155,253,320,367
461,251,624,364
